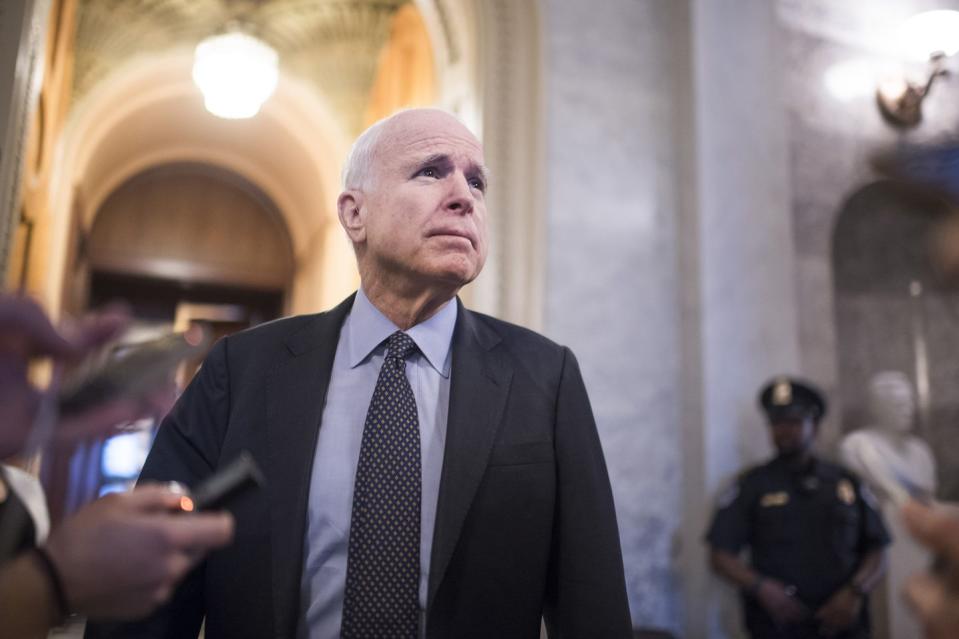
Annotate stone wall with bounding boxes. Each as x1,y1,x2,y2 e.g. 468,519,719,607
540,0,686,631
778,0,959,492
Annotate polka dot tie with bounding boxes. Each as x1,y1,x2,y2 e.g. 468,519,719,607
341,331,421,638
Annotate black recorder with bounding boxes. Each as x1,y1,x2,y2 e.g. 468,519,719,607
182,451,265,512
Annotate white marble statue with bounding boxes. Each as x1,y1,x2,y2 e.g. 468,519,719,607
840,370,936,500
839,370,936,639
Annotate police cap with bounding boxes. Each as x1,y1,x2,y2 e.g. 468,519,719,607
759,377,827,423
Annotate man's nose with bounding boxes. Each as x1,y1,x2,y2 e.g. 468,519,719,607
444,173,475,214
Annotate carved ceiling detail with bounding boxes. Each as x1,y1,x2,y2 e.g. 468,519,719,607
73,0,408,133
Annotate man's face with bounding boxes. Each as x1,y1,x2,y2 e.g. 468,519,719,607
351,111,489,292
769,416,816,458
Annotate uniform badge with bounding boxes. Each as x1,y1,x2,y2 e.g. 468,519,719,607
837,479,856,505
772,379,793,406
760,491,790,507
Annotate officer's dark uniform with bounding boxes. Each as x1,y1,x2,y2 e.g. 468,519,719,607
706,379,891,639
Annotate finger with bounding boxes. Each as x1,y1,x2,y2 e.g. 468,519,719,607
902,500,959,558
125,484,191,512
65,305,130,352
161,550,196,583
55,398,144,444
905,573,945,621
0,295,77,359
161,512,235,551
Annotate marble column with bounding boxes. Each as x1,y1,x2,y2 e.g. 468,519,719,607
681,1,801,637
541,0,689,632
0,0,49,281
542,0,803,635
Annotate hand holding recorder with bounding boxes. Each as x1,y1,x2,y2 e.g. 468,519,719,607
0,294,191,459
0,294,238,637
44,485,235,619
0,485,234,636
0,294,127,458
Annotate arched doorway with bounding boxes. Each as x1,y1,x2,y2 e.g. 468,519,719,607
832,180,959,498
831,178,959,639
47,161,297,522
85,162,293,319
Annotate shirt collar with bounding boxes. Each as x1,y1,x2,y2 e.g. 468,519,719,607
346,288,457,378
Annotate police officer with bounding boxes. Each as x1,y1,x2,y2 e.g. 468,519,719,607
706,377,891,638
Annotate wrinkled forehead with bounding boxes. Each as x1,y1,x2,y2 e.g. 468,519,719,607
376,113,485,168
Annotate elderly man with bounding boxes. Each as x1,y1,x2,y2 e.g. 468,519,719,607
87,108,631,639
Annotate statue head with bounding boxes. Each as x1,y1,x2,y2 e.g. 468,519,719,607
867,370,916,434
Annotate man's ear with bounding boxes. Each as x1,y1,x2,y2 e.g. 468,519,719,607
337,191,366,243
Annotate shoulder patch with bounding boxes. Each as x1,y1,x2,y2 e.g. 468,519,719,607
860,482,880,509
837,478,856,505
717,482,740,509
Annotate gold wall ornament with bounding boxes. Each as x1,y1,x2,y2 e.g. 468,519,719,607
875,10,959,129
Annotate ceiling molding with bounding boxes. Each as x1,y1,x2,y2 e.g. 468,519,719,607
73,0,408,134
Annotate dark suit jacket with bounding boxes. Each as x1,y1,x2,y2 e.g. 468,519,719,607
86,295,631,638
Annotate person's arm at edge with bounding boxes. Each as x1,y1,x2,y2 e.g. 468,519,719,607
848,547,887,596
84,338,233,639
813,547,886,631
815,472,891,631
710,547,761,590
711,545,811,625
0,552,62,638
0,487,233,639
900,499,959,639
542,347,632,638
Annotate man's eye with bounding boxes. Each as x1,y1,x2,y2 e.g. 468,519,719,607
417,167,438,178
469,178,486,192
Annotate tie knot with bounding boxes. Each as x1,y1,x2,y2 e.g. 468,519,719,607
387,331,417,362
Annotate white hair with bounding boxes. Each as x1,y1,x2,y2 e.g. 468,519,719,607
341,117,390,190
341,108,470,191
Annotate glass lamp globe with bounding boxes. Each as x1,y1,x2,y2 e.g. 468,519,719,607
193,31,279,119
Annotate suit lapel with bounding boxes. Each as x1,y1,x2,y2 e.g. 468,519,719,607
266,294,354,638
427,303,513,608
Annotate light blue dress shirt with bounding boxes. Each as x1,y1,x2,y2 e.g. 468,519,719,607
298,289,456,638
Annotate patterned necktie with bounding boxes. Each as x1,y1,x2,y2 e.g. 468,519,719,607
342,331,422,639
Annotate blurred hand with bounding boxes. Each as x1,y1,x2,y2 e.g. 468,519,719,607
814,586,862,636
54,384,177,445
902,500,959,639
756,577,810,628
43,484,234,620
0,295,164,458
